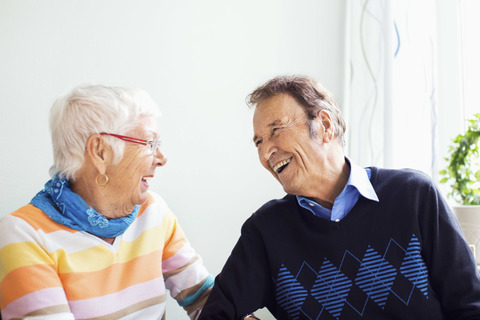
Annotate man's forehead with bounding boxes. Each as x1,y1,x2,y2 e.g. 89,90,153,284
254,103,304,125
253,110,287,129
256,93,306,114
252,111,305,142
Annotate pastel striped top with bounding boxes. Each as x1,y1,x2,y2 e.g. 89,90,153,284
0,192,213,320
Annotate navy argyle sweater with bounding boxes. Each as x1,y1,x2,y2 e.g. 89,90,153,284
199,167,480,320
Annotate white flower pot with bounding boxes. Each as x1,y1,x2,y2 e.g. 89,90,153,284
452,205,480,265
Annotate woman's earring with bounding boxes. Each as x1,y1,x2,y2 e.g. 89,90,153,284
95,173,109,186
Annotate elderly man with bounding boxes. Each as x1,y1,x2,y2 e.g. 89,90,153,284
199,75,480,320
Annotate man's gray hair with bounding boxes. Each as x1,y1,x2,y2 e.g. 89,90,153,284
247,75,346,142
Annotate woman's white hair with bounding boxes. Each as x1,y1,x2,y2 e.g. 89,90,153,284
49,84,161,180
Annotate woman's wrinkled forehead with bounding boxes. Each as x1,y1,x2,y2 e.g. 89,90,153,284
128,116,160,136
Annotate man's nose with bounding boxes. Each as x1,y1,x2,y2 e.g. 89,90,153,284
261,140,277,165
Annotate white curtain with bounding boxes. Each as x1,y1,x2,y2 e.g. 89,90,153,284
343,0,438,179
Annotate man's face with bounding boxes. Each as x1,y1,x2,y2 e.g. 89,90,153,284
253,94,331,195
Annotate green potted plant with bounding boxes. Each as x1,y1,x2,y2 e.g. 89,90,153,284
440,113,480,264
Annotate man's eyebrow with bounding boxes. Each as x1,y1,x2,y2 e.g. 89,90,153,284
268,120,283,128
252,120,284,142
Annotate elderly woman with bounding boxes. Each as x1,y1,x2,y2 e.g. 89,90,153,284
0,85,213,320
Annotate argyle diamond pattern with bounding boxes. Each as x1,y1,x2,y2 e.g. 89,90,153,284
355,246,398,308
311,259,352,318
399,235,428,297
276,265,309,320
274,234,429,319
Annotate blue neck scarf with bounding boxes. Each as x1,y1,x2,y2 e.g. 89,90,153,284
30,177,139,238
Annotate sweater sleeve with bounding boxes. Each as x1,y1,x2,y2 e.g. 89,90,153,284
161,209,214,319
0,212,75,320
420,182,480,319
199,214,273,320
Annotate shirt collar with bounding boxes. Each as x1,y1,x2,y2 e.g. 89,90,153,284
346,157,379,202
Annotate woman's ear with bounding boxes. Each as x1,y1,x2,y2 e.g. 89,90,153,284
85,134,109,174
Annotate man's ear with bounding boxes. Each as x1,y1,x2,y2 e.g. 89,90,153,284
316,110,334,142
85,134,109,174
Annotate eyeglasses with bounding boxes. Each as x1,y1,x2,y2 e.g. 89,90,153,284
100,132,161,154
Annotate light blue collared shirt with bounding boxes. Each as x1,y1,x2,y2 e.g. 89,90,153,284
296,158,379,221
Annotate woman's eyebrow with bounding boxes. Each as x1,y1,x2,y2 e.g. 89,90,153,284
143,130,159,138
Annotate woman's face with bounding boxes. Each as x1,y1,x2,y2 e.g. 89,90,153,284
104,116,166,216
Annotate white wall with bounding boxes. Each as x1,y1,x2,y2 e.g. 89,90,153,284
0,1,346,318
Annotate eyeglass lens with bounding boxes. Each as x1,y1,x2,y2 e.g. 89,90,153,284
150,139,161,153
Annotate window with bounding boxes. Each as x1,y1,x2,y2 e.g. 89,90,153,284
459,0,480,123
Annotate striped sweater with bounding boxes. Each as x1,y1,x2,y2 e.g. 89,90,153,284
0,192,212,320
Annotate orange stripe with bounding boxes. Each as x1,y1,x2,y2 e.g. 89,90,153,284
137,192,155,218
11,192,156,234
162,214,188,260
1,263,61,307
11,204,76,234
61,250,163,300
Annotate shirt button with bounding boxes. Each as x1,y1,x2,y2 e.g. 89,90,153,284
335,219,340,223
309,203,315,207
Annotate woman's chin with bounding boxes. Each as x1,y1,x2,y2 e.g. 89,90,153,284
133,192,149,207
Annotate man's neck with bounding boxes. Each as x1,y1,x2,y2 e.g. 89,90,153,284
306,156,350,209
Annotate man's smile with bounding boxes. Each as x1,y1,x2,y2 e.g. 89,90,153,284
272,157,292,174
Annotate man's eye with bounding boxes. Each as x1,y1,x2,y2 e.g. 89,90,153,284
255,140,262,147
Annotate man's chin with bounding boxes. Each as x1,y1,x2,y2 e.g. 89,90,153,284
280,183,299,196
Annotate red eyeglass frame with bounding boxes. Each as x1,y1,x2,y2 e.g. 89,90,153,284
99,132,160,152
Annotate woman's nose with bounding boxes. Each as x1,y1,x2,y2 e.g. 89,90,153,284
154,149,167,167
